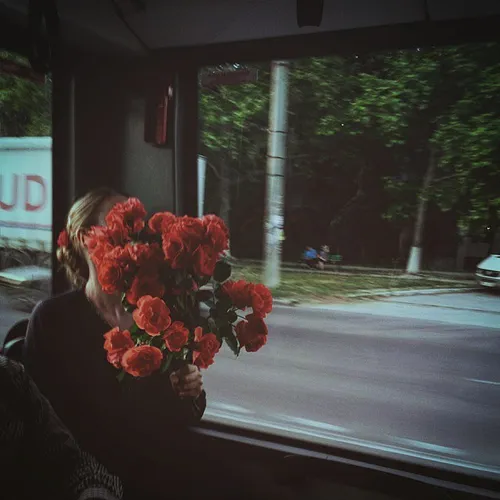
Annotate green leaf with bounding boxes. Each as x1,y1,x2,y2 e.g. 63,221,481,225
197,275,211,287
160,352,175,373
129,323,139,335
121,293,134,313
224,331,240,356
215,316,228,328
208,317,217,332
204,299,216,309
213,261,231,283
151,335,164,348
226,310,238,323
218,323,232,338
116,370,126,382
197,289,213,302
216,294,232,313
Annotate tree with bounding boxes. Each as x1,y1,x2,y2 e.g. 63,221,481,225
199,65,270,234
0,50,51,137
318,44,500,272
432,44,500,238
199,45,500,266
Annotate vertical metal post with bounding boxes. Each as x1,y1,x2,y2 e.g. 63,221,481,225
263,61,290,288
197,154,206,218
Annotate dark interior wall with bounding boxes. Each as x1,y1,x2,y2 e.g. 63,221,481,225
121,95,174,213
72,58,175,213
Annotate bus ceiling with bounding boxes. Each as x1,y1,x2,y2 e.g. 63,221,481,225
1,0,500,64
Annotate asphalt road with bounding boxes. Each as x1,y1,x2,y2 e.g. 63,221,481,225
203,292,500,480
2,290,500,479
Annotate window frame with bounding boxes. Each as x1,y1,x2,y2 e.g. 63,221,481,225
168,12,500,495
34,11,500,495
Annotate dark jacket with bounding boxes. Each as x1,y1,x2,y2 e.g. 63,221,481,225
23,289,206,497
0,355,123,500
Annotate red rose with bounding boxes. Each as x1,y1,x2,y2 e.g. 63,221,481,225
235,314,268,352
97,259,125,294
203,215,229,254
162,234,190,269
97,261,122,294
126,272,165,306
110,246,135,270
103,327,135,368
57,229,69,248
132,295,172,336
97,246,135,294
121,345,163,377
193,244,217,276
195,330,220,355
175,216,205,245
105,215,128,244
193,350,216,369
126,242,164,277
105,197,147,242
91,241,115,267
221,280,254,310
194,326,204,342
127,242,163,265
84,226,114,265
163,321,189,352
251,284,273,318
193,330,220,369
148,212,176,234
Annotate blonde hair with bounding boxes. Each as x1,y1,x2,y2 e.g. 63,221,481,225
57,187,120,288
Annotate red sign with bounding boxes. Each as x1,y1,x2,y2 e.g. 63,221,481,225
201,69,258,89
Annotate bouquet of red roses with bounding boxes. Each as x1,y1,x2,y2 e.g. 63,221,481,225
80,197,272,381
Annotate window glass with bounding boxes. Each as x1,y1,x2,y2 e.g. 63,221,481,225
198,45,500,478
0,50,52,342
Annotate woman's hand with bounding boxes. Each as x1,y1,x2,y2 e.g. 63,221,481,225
170,364,203,399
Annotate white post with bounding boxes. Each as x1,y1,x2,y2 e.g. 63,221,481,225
197,155,207,218
406,247,422,274
263,61,290,288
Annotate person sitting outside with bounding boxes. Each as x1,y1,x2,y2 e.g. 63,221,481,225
317,245,330,271
0,354,123,500
303,246,320,269
302,246,326,271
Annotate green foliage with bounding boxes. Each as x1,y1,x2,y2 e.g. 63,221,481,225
160,352,174,373
223,330,240,356
213,261,232,283
198,46,500,239
0,51,52,137
311,44,500,231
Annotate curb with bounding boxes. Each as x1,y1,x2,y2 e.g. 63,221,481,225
274,298,301,307
345,287,479,299
273,287,480,307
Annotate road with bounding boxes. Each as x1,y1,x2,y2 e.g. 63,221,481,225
2,290,500,479
203,292,500,480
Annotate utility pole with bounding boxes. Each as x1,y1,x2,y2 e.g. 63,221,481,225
263,60,290,288
197,155,206,218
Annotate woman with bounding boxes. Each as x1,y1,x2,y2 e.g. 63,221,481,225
23,188,206,498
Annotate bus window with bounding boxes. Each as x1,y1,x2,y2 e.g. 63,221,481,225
0,50,52,344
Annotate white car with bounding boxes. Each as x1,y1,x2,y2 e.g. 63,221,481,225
476,254,500,289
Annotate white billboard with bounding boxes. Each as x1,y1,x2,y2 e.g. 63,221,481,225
0,137,52,252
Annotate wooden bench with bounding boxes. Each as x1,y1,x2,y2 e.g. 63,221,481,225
329,254,343,266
